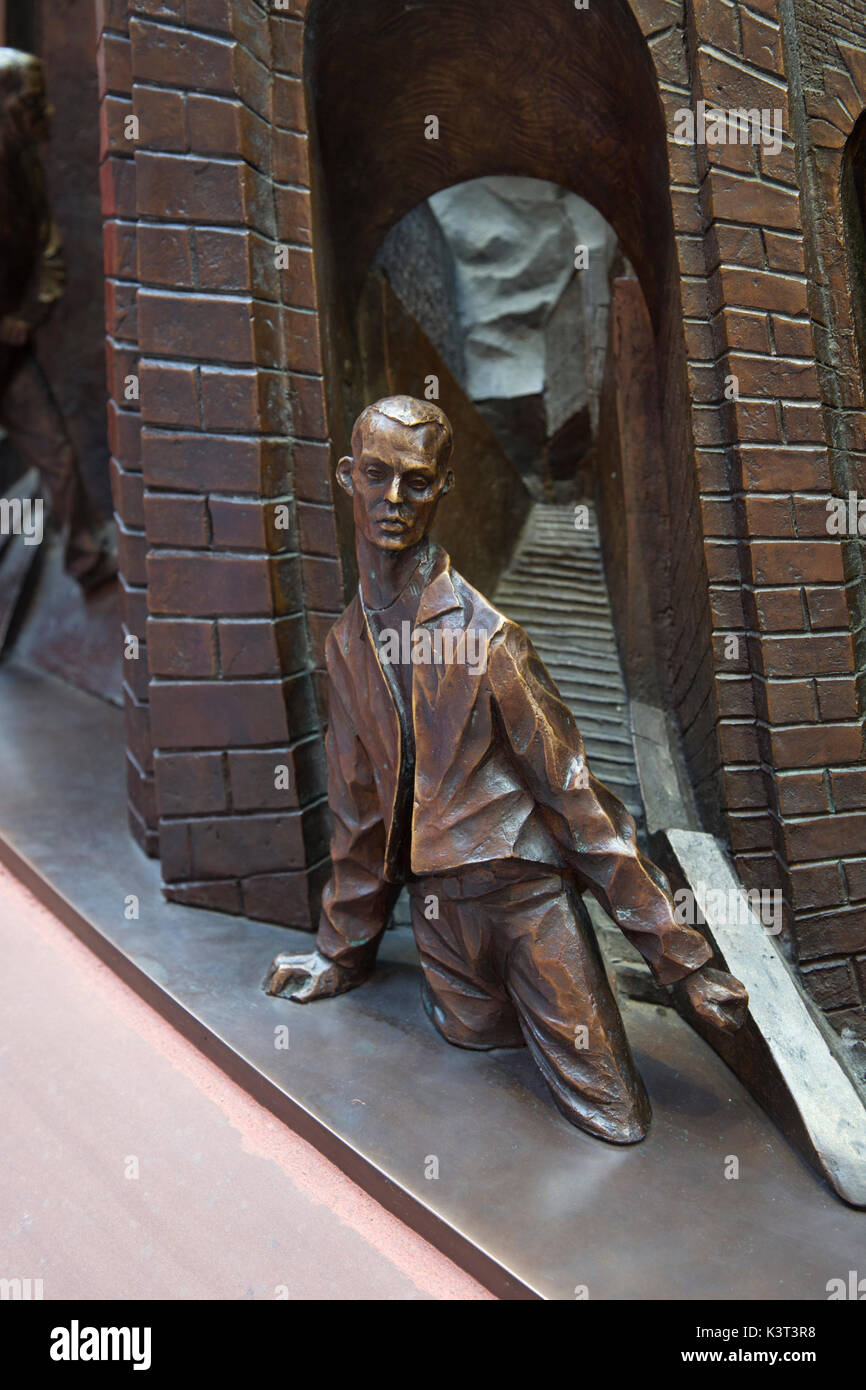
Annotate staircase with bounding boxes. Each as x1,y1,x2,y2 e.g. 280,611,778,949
494,501,644,828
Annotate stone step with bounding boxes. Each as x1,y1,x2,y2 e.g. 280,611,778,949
494,500,644,836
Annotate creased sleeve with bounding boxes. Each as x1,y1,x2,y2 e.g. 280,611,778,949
15,216,66,334
489,623,711,985
315,646,399,971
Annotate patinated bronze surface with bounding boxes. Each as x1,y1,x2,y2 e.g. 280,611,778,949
265,396,747,1143
0,48,114,591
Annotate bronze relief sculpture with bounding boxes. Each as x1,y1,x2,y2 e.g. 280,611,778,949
265,396,747,1143
0,48,115,590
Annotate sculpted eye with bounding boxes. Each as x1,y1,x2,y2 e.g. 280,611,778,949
366,468,386,481
406,475,430,492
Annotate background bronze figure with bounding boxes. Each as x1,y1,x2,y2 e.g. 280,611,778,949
265,396,747,1144
0,47,114,590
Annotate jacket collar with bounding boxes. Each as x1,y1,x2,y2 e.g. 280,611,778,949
356,543,462,634
416,544,463,624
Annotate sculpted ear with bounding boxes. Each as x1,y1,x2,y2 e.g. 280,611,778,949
336,455,354,496
441,468,455,496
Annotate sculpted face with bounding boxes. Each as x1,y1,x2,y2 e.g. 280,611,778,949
3,60,52,143
337,413,454,552
23,65,51,142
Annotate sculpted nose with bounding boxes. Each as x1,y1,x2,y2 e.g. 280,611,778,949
385,476,402,505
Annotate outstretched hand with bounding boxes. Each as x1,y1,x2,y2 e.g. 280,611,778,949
263,948,365,1003
0,315,30,345
676,965,748,1034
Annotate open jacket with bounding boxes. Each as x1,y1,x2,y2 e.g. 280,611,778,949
0,146,65,385
316,544,712,985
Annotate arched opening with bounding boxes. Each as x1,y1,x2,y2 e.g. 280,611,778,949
305,0,721,833
359,175,650,824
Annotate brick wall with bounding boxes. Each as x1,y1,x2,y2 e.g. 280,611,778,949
632,0,730,839
97,0,338,926
97,0,155,854
629,0,805,886
95,0,866,1033
790,0,866,70
631,0,866,1036
687,0,828,914
775,0,866,1034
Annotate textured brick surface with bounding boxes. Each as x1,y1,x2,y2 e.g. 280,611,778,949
777,0,866,1028
98,0,159,858
92,0,866,1033
94,0,338,912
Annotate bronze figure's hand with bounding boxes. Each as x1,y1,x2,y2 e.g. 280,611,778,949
677,966,749,1035
263,949,365,1003
0,315,30,345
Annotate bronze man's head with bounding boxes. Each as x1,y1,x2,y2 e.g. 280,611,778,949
0,49,52,151
337,396,455,552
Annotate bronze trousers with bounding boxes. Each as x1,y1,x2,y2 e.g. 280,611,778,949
408,859,652,1144
0,347,95,562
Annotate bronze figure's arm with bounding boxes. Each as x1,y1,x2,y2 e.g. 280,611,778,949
489,622,747,1032
265,670,399,1003
1,220,66,344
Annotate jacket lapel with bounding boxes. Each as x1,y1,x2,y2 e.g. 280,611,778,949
415,546,462,627
342,547,467,875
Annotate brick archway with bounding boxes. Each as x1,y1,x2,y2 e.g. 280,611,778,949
94,0,866,1032
305,0,724,838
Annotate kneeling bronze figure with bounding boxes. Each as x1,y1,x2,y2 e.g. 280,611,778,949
265,395,747,1144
